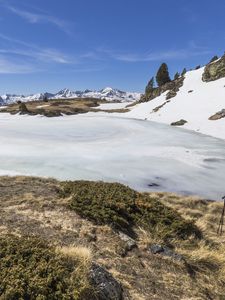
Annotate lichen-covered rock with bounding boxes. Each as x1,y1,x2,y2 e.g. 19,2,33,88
171,119,187,126
209,109,225,120
202,55,225,82
90,264,123,300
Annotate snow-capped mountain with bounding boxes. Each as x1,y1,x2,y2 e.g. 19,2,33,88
0,87,141,105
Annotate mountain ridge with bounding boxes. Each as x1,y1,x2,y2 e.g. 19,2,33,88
0,87,141,105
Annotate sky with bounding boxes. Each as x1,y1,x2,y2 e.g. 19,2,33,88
0,0,224,94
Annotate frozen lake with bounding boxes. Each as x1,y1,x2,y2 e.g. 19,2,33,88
0,113,225,200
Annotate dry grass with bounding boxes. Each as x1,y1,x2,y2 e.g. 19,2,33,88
0,98,130,117
0,98,105,117
1,176,225,299
56,245,93,266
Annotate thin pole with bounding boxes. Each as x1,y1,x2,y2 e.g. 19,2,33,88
217,196,225,236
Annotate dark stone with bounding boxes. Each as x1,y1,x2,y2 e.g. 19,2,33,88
148,183,160,187
89,264,123,300
149,244,184,261
171,119,187,126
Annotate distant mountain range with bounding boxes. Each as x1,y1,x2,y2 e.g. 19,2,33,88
0,87,141,105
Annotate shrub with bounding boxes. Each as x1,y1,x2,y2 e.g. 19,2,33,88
19,102,29,114
60,181,202,241
0,235,93,300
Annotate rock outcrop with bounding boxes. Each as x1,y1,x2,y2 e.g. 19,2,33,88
202,55,225,82
209,109,225,120
141,76,184,103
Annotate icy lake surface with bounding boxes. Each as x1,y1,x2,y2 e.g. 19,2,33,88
1,113,225,200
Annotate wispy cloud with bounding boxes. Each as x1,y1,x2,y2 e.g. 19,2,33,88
6,5,72,34
0,55,36,74
0,33,74,74
96,45,211,62
0,33,72,64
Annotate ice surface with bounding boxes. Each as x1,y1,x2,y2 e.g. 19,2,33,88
1,113,225,200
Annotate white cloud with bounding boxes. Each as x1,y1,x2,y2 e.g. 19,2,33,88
0,56,36,74
0,33,71,64
6,5,71,34
97,46,211,62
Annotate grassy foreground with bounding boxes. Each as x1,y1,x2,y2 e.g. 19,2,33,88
0,176,225,299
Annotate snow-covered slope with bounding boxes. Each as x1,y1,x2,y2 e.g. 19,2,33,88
0,87,141,105
124,67,225,140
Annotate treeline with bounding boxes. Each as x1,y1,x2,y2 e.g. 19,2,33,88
145,55,219,95
145,63,186,95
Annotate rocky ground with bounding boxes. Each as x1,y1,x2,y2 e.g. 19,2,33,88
0,176,225,299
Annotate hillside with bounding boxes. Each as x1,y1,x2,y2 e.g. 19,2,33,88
122,56,225,140
0,176,225,300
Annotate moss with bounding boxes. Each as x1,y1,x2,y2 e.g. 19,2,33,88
60,181,202,241
0,235,93,300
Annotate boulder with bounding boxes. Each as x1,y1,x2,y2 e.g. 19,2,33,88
202,55,225,82
90,264,123,300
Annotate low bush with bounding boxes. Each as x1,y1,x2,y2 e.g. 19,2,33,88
60,181,202,241
0,235,93,300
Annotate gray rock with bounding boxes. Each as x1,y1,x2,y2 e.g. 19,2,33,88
90,264,123,300
149,244,183,261
119,232,137,252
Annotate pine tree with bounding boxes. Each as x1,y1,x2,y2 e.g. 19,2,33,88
145,77,155,94
181,68,187,76
156,63,171,87
174,72,180,80
209,55,218,63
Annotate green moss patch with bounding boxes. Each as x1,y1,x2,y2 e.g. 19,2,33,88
0,235,92,300
60,181,202,241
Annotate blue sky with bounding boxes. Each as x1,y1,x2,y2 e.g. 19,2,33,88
0,0,224,94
